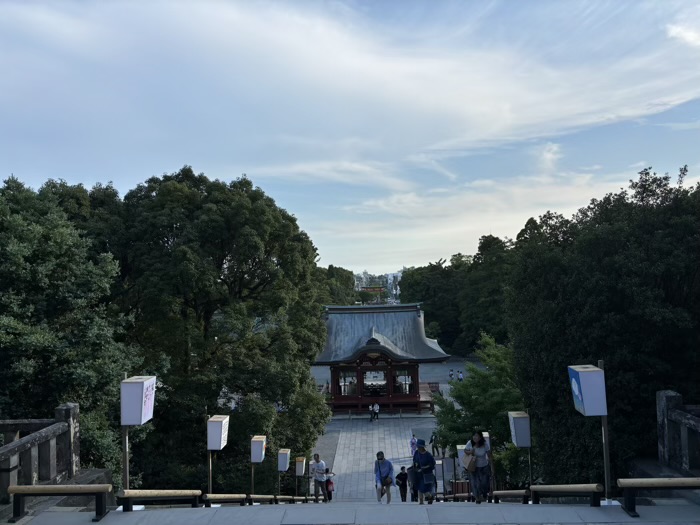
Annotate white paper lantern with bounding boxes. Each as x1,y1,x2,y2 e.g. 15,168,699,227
295,457,306,476
278,449,290,472
251,435,266,463
508,411,531,448
120,376,156,426
207,415,230,451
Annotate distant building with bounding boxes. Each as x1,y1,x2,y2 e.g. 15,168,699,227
316,303,448,412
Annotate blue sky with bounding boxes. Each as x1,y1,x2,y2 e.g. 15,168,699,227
2,1,700,273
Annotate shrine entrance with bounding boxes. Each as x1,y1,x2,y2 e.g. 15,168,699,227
330,351,419,411
315,304,449,413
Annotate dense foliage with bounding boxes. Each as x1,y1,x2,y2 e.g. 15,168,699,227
434,334,530,487
411,168,699,484
2,167,357,492
507,168,700,482
0,179,138,476
400,237,511,354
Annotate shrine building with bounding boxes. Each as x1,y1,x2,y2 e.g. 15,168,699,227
315,304,449,412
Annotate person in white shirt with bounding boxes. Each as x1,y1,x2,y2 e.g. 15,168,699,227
464,431,494,503
373,402,380,420
311,453,328,502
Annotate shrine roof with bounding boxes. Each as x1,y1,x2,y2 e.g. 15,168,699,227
315,304,449,365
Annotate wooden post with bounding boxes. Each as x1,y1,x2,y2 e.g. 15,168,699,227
121,427,129,490
55,404,80,477
38,437,57,481
598,360,611,502
0,453,18,504
19,445,39,485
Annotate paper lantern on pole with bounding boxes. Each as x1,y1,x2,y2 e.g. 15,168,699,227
278,449,291,472
567,365,608,416
120,376,156,425
295,457,306,476
251,435,266,463
207,415,230,451
508,411,531,448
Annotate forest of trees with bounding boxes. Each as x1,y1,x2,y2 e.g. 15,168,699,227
421,168,700,484
2,165,698,490
0,166,357,493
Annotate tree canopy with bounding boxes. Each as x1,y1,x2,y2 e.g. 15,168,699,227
0,178,138,475
3,167,355,492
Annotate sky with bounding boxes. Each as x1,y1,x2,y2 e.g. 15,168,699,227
2,1,700,274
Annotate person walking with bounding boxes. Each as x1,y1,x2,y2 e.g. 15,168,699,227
429,431,439,457
369,404,374,422
410,434,418,456
464,431,493,503
458,371,464,382
449,369,454,381
311,453,329,503
325,468,336,502
396,466,408,502
374,451,395,504
412,439,436,505
373,402,380,420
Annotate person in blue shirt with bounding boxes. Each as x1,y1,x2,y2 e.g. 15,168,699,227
412,439,436,504
374,451,395,504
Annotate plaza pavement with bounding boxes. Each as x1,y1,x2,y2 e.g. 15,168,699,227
22,501,700,524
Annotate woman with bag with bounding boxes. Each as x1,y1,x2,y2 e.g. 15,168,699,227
464,431,494,503
374,451,395,504
412,439,436,505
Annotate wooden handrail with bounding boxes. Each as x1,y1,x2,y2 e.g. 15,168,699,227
9,484,112,494
618,477,700,489
0,423,68,462
530,483,603,493
119,489,201,498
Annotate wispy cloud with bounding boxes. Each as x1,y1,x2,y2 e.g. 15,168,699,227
251,161,412,191
657,119,700,130
628,161,648,169
537,142,563,175
2,1,700,272
667,24,700,48
313,167,700,271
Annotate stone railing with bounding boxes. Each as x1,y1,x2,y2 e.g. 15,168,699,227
657,391,700,473
0,403,80,504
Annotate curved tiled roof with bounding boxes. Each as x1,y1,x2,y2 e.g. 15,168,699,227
315,304,449,364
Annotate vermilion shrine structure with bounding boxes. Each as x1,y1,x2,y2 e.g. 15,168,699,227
315,304,449,412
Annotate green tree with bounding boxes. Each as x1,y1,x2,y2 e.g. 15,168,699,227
111,167,331,491
458,236,512,351
0,178,139,481
434,333,527,486
400,258,467,352
507,167,700,483
315,264,356,305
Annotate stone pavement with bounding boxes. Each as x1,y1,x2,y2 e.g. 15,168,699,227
21,501,700,524
312,417,457,502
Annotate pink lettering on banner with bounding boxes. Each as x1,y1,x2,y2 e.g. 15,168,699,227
142,380,156,423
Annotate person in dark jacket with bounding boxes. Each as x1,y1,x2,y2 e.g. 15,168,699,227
395,466,408,502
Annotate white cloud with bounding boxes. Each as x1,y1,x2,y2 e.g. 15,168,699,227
657,119,700,130
628,161,648,169
537,143,563,175
312,168,700,272
667,24,700,48
251,161,411,192
580,165,603,171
